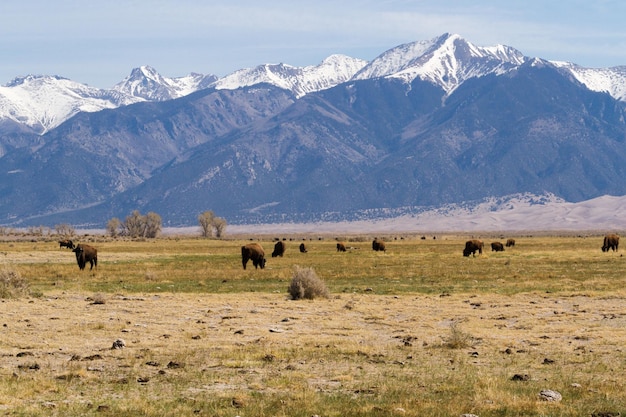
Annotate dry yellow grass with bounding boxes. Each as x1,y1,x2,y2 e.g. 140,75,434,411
0,234,625,416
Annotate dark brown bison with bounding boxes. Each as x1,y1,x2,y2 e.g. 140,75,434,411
372,238,386,252
336,242,347,252
602,234,619,252
241,243,266,270
271,241,286,257
505,238,516,247
299,243,308,253
491,242,505,252
72,244,98,270
59,239,74,249
463,240,484,257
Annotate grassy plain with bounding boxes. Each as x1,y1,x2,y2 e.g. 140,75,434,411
1,233,625,416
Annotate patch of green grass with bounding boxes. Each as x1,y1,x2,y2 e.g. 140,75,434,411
7,235,626,297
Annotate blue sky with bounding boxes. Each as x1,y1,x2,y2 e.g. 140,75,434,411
2,0,625,88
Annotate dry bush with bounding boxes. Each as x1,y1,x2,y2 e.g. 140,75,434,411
90,293,107,305
443,322,475,349
0,268,29,298
288,266,329,300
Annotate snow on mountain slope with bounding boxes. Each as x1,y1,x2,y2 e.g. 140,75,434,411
113,65,218,101
0,75,142,135
353,33,527,94
214,54,368,98
3,33,626,136
551,62,626,102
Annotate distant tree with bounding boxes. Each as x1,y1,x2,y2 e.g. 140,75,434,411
121,210,162,238
55,223,75,237
106,217,122,237
198,211,215,238
27,225,49,236
198,210,227,238
144,212,162,238
124,210,146,238
213,217,227,238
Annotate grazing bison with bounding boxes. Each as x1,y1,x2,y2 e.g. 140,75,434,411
602,234,619,252
299,243,308,253
491,242,505,252
59,239,74,249
336,242,347,252
372,238,386,252
72,244,98,270
463,240,484,257
271,241,286,257
505,238,516,247
241,243,266,270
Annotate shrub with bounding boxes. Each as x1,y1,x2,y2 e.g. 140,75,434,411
443,322,475,349
0,268,29,299
288,266,329,300
90,293,107,305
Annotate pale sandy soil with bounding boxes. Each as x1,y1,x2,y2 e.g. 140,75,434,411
2,291,625,389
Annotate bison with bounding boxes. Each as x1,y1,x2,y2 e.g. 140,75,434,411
59,239,75,249
602,234,619,252
271,241,286,257
299,243,308,253
72,244,98,270
372,238,386,252
463,240,484,257
241,243,266,270
505,238,516,247
336,242,347,252
491,242,505,252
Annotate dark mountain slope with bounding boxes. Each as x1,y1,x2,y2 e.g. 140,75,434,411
41,78,446,226
5,61,626,228
0,86,295,224
368,61,626,207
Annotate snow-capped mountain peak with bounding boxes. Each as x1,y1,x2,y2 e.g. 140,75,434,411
113,65,218,101
353,33,528,94
3,33,626,136
0,74,142,135
214,55,368,98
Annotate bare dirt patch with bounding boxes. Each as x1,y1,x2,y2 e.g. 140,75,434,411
2,291,626,415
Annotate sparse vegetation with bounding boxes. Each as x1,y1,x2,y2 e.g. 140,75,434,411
287,266,330,300
0,234,625,416
54,223,75,237
442,321,475,349
0,267,29,298
89,292,107,304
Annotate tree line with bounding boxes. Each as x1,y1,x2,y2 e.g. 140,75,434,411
105,210,227,238
0,210,227,239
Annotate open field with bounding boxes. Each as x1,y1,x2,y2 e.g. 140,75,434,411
1,234,626,416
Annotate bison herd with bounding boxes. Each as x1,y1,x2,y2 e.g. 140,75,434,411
244,234,621,269
57,233,620,272
463,238,518,257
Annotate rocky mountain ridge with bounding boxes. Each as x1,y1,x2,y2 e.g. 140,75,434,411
2,33,626,136
1,33,626,227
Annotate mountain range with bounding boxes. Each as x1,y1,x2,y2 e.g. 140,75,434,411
1,33,626,228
